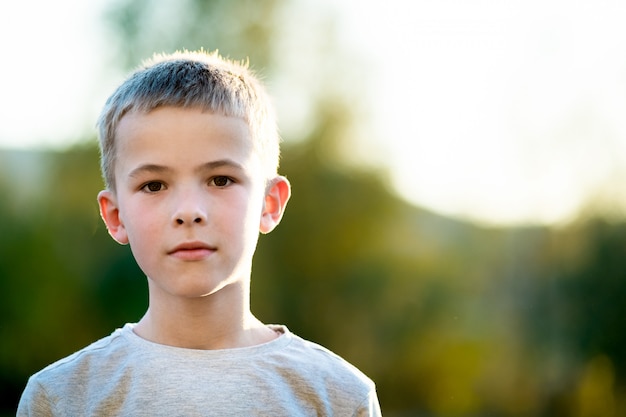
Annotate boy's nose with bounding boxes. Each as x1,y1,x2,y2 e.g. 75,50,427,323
175,216,203,225
172,190,207,226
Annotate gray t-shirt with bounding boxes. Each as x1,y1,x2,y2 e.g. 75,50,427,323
17,324,381,416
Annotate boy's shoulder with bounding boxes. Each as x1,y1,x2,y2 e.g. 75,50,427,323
279,326,375,388
26,325,132,386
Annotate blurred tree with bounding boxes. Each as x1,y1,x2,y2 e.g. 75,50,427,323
564,220,626,378
104,0,285,70
529,219,626,415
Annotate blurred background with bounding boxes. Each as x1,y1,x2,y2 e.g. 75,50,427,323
1,0,625,415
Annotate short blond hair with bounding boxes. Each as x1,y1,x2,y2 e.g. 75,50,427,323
97,50,280,191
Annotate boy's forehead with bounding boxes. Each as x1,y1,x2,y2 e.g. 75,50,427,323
114,107,262,170
116,108,251,148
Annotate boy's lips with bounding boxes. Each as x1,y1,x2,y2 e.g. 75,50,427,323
168,242,216,260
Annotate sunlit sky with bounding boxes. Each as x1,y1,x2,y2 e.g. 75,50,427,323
1,0,626,226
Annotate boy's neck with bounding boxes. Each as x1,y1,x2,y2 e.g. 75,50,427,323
133,281,278,350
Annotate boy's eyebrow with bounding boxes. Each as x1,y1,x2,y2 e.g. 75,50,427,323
196,159,244,173
128,159,244,178
128,164,171,178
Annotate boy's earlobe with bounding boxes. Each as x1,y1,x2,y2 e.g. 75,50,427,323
97,190,129,245
260,176,291,234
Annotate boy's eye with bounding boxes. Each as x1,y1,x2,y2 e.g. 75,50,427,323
142,182,164,192
211,176,232,187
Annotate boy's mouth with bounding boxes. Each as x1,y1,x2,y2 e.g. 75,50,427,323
168,242,216,260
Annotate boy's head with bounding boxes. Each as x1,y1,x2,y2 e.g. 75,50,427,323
96,51,291,299
97,50,280,191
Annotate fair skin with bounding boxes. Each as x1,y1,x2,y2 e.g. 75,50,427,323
97,106,290,350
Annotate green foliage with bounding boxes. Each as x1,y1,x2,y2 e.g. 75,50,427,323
104,0,285,69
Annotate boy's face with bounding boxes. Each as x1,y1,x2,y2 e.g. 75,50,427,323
97,107,289,300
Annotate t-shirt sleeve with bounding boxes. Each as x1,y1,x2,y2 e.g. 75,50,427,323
16,377,55,417
354,389,382,417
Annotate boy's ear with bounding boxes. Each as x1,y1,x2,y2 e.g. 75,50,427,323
97,190,129,245
260,176,291,234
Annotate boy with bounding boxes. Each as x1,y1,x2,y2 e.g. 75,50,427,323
17,50,381,416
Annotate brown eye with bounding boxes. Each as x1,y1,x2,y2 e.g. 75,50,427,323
212,176,231,187
144,182,163,192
